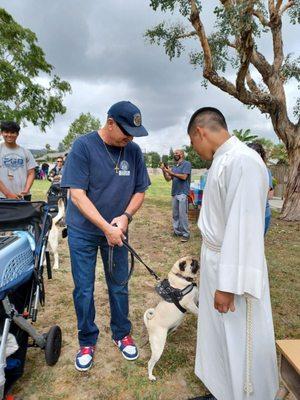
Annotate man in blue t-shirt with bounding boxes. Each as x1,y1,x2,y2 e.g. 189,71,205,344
61,101,151,371
161,150,192,241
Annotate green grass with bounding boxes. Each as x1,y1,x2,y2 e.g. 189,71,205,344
12,177,300,400
31,179,51,201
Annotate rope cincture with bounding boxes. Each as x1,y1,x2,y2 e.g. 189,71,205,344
244,295,254,396
202,236,222,253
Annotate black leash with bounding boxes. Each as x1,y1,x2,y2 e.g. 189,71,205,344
108,238,160,286
122,240,160,281
108,237,195,314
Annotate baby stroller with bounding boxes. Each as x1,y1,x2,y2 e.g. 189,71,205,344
0,200,62,399
47,182,67,218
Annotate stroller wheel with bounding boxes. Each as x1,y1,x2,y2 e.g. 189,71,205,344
44,325,62,366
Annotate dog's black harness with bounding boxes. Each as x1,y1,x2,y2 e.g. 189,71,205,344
155,278,196,313
109,239,196,314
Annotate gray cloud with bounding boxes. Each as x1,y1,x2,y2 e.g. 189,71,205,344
2,0,299,154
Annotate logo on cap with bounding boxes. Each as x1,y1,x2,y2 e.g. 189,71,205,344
133,113,142,127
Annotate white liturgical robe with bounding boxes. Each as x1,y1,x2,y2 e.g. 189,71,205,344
195,136,278,400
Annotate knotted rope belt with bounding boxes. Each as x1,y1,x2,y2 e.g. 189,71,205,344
202,235,254,396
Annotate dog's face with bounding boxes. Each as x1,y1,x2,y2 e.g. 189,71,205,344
171,256,199,280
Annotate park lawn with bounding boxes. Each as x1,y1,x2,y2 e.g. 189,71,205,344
14,176,299,400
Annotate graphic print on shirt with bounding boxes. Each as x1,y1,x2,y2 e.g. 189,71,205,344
2,153,25,172
119,160,130,176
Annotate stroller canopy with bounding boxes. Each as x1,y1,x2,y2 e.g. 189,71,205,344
0,200,47,228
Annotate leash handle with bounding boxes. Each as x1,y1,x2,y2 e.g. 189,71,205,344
108,244,135,286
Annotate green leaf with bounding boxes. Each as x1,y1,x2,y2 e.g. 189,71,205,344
63,113,101,149
0,8,71,130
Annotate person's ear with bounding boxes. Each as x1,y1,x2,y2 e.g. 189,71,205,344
195,126,205,141
107,118,114,130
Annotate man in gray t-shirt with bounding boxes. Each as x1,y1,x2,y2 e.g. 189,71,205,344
161,149,192,242
0,121,36,200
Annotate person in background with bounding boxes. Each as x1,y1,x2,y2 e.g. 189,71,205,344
41,162,49,179
161,149,192,242
48,156,64,183
247,142,274,235
0,121,36,200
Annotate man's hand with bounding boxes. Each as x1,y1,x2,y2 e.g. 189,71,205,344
110,215,129,234
164,166,172,175
214,290,235,313
7,192,22,199
20,190,29,196
105,225,126,247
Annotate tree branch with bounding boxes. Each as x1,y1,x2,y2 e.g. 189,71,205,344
276,0,283,9
269,4,284,72
250,49,273,83
269,0,276,13
246,71,260,93
279,1,294,16
235,2,255,95
253,10,270,26
176,31,197,39
189,0,213,73
188,0,273,112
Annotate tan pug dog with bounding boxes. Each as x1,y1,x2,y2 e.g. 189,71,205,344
144,256,199,381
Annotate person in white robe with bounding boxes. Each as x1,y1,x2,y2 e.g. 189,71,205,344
187,107,278,400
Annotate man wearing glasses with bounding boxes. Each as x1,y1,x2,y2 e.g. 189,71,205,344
0,121,36,201
48,156,64,183
61,101,150,372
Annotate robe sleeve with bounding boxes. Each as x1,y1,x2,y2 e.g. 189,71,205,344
217,155,268,299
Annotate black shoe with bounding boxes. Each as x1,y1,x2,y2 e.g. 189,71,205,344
188,395,217,400
181,236,190,242
173,232,182,237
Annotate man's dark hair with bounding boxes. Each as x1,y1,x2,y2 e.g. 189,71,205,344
0,121,20,133
247,142,266,163
187,107,228,134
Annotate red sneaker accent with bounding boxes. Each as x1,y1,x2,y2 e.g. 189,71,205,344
120,335,134,346
80,346,95,355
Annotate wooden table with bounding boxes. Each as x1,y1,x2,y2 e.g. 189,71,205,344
275,340,300,399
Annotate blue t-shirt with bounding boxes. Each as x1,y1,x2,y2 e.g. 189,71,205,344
171,160,192,196
61,131,151,235
265,168,273,218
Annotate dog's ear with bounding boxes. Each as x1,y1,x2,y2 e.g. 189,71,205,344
179,260,186,271
191,259,200,272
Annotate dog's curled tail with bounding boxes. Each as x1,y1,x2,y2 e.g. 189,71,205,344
143,308,155,327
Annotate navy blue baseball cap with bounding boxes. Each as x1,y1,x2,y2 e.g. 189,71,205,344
107,101,148,137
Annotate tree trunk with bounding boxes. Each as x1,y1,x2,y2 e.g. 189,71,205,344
280,143,300,221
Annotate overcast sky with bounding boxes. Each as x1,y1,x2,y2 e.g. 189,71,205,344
2,0,299,154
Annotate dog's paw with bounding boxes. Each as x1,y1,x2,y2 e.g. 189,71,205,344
149,375,157,381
